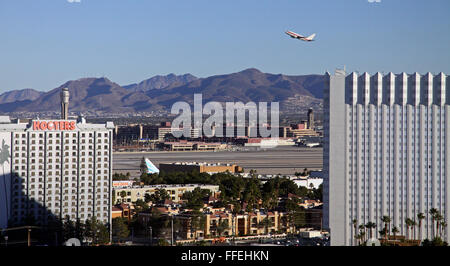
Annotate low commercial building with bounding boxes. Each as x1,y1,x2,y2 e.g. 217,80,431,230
293,177,323,189
113,184,220,204
159,162,242,174
176,210,292,240
160,141,227,151
158,127,200,141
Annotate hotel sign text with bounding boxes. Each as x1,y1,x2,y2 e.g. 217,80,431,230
32,121,76,131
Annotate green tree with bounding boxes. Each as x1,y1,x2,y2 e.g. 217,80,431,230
62,215,76,241
112,217,130,243
134,199,149,213
157,239,170,246
85,217,110,246
120,191,127,203
183,187,210,210
151,189,171,204
190,210,206,240
242,178,262,211
216,219,229,237
144,193,152,203
259,217,274,235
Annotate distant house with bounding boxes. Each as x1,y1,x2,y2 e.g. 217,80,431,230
112,203,132,222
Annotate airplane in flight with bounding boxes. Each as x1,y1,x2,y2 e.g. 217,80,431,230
285,30,316,42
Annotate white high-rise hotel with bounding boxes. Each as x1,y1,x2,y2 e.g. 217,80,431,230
0,88,114,229
324,70,450,245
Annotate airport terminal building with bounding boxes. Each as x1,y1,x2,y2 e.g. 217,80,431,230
324,70,450,245
0,89,114,228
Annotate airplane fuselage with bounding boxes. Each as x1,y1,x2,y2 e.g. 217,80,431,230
285,31,314,42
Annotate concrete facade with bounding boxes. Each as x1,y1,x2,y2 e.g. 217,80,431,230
324,70,450,245
0,117,114,228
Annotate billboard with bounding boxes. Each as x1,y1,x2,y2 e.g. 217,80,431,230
112,180,134,188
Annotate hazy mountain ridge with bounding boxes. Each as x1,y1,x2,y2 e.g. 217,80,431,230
0,88,44,104
123,73,198,92
0,69,324,113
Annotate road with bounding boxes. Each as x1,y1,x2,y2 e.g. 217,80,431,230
113,146,323,176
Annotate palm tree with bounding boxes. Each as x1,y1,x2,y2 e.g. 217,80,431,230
392,226,399,241
429,208,438,238
435,213,443,239
381,216,391,242
379,228,387,244
352,219,358,246
405,218,413,240
417,213,425,241
358,225,366,245
440,220,447,239
365,222,376,239
410,220,417,240
356,233,361,246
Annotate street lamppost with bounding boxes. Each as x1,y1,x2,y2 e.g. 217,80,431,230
149,226,153,246
94,229,100,246
27,229,32,247
171,215,174,246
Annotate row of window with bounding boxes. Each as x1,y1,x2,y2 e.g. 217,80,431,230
15,132,110,138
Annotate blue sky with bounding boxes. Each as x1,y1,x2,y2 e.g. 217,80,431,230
1,0,450,92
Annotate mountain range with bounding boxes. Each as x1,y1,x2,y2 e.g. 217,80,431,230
0,68,324,114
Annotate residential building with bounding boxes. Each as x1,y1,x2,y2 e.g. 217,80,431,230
174,210,290,240
113,184,220,204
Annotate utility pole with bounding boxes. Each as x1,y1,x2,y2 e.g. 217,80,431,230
131,227,134,244
320,216,323,233
171,216,174,246
27,229,31,247
149,226,153,246
232,213,236,246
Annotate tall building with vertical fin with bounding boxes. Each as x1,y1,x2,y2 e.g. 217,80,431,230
323,70,450,245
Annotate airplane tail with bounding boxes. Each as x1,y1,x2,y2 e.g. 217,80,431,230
145,158,160,174
306,33,316,41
